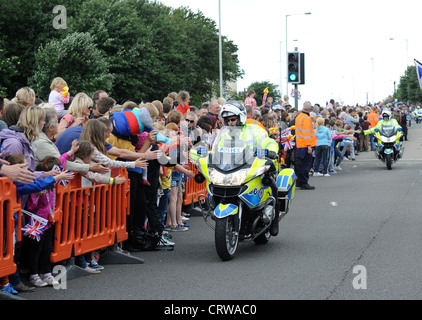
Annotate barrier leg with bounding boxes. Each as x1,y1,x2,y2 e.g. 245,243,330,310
0,290,26,300
97,244,144,265
56,257,92,281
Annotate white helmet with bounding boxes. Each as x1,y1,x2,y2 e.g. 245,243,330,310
382,109,391,119
220,100,247,126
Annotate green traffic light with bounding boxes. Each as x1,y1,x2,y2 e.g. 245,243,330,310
289,74,297,81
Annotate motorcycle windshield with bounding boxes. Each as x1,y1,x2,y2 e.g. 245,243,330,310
379,125,397,138
210,126,260,172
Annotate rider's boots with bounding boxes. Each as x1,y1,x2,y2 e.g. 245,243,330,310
270,210,280,236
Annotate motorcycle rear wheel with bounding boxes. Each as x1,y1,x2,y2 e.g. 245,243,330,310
215,215,239,261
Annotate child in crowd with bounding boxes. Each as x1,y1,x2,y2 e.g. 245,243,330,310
74,140,126,185
5,154,74,288
48,77,70,119
314,117,331,176
164,123,195,232
73,140,125,271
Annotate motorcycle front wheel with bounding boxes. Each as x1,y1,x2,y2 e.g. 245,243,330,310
385,153,392,170
215,215,239,261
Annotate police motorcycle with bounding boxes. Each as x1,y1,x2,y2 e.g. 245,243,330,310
372,116,404,171
192,102,296,261
413,107,422,124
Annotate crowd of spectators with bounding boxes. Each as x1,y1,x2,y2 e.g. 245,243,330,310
0,80,417,295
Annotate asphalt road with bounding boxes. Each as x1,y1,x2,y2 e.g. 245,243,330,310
19,124,422,301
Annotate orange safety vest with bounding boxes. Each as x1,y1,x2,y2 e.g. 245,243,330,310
367,110,379,128
295,112,316,148
245,118,266,131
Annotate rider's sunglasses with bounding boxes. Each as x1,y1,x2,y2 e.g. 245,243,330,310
227,117,238,123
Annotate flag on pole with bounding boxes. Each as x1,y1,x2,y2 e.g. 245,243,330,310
262,87,269,106
21,209,48,242
414,59,422,93
290,88,301,100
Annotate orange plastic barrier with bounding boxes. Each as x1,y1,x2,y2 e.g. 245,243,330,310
51,168,130,263
183,162,207,206
0,177,21,278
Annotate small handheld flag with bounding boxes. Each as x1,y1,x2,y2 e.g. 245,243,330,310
53,165,71,187
21,209,48,242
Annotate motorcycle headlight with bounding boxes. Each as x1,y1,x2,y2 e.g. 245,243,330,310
209,168,249,186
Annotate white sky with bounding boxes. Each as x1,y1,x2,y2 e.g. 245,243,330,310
157,0,421,107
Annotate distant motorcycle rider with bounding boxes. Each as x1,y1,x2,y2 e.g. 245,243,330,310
363,109,402,136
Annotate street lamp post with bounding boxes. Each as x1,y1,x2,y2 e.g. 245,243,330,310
389,37,409,67
218,0,223,97
370,57,374,104
285,12,311,96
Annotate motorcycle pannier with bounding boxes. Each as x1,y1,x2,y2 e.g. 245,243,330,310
276,168,296,214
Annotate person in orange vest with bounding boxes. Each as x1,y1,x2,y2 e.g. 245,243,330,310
294,101,317,190
367,105,379,151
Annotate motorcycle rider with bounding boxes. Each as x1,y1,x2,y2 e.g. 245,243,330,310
412,106,422,123
218,100,282,236
363,109,402,136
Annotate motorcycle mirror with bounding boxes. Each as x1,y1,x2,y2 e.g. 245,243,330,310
194,173,206,184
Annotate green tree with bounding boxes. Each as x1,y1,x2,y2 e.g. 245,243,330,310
0,0,243,105
397,65,422,104
29,32,113,99
247,81,281,106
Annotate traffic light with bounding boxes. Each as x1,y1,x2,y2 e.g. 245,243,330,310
287,51,300,83
299,53,305,85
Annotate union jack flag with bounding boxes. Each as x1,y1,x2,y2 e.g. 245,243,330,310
279,128,295,151
281,138,295,151
415,59,422,94
53,165,71,187
21,210,48,242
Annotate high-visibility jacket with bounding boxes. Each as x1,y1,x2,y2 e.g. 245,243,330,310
217,123,279,153
364,118,402,135
367,110,379,128
245,118,266,131
189,123,278,163
295,112,316,148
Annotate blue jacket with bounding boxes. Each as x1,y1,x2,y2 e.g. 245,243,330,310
315,125,331,146
15,176,56,205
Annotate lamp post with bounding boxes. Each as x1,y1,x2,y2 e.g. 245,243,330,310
285,12,311,95
218,0,223,97
389,37,409,67
370,57,374,104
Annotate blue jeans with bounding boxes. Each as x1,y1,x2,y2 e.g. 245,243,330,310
369,134,376,150
158,188,170,231
314,145,329,174
334,147,344,166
